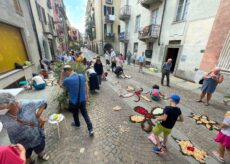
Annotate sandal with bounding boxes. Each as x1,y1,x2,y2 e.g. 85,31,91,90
212,151,224,163
38,152,50,161
196,100,203,103
204,103,209,106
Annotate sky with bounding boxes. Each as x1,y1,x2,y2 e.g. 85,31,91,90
64,0,87,34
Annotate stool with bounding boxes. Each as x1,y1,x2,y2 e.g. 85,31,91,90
48,114,68,138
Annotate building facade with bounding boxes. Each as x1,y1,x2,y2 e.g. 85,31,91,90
51,0,69,53
30,0,58,61
120,0,220,81
0,0,41,88
86,0,120,55
200,0,230,93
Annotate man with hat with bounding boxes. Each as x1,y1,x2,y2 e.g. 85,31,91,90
61,65,94,136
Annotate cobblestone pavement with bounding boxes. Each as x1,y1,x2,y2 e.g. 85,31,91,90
18,49,229,164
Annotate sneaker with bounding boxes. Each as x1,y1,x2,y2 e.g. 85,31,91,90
89,129,94,136
71,122,80,128
160,141,167,151
152,146,163,154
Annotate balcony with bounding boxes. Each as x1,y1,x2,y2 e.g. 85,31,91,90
119,5,131,21
119,32,129,43
104,33,115,41
138,24,160,42
140,0,163,9
42,23,52,35
104,15,115,23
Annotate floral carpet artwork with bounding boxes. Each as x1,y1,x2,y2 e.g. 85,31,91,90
189,113,220,131
129,106,164,133
121,86,151,102
172,137,208,164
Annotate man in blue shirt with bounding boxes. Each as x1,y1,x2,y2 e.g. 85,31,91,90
161,58,172,87
138,52,145,73
61,65,94,136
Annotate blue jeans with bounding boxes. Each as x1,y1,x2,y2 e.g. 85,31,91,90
69,101,93,131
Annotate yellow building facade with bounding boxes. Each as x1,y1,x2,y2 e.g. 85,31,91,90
86,0,120,55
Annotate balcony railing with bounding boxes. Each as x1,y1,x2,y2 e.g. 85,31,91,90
140,0,163,9
119,5,131,21
119,32,129,42
105,15,115,23
104,33,115,41
138,24,160,41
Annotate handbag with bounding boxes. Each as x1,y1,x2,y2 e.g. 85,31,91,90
69,75,81,112
199,78,204,85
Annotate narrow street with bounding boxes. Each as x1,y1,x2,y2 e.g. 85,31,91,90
16,49,228,164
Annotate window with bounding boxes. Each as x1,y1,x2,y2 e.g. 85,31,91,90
104,6,114,15
12,0,23,16
134,42,138,53
217,32,230,72
175,0,189,22
106,0,113,4
151,9,158,24
135,15,141,32
47,0,52,9
36,2,47,24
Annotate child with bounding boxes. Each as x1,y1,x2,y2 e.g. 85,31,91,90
152,94,184,153
213,111,230,163
150,84,165,101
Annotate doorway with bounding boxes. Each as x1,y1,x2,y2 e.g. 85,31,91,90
165,48,179,72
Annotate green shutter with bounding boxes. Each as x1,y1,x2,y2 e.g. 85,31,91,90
112,7,114,15
104,5,106,15
104,24,107,34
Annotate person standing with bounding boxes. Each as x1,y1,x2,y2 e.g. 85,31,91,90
161,58,172,87
197,67,224,106
126,50,132,65
0,93,50,163
110,48,116,59
105,51,110,71
61,65,94,136
94,58,103,85
138,52,145,73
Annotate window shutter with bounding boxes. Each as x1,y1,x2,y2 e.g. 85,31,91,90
35,2,42,21
104,24,107,34
104,5,106,15
111,24,113,33
112,7,114,15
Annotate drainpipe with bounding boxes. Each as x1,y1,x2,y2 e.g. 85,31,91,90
158,0,167,46
27,0,43,60
101,0,104,55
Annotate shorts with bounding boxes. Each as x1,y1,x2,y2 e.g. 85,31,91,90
152,123,171,136
215,131,230,149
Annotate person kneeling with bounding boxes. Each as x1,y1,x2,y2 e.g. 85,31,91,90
114,66,124,78
31,73,46,90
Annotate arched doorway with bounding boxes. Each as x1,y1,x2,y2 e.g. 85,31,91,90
104,43,113,53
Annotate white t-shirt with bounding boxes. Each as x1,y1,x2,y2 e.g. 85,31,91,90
88,68,96,74
32,76,45,85
111,51,116,58
221,117,230,136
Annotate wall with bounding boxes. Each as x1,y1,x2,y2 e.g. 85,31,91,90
0,0,41,72
155,0,220,81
